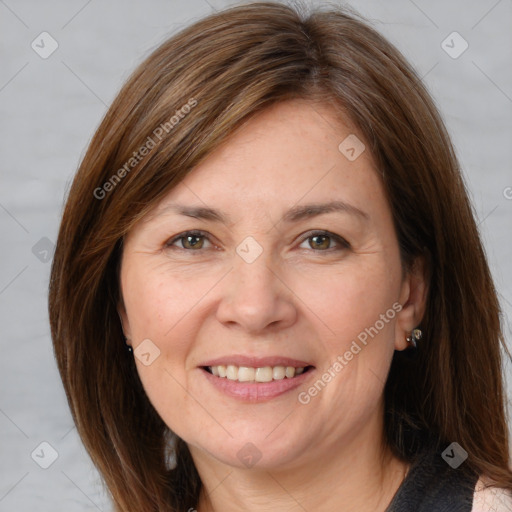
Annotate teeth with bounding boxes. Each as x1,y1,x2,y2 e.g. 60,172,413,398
255,366,273,383
226,365,238,381
208,364,307,382
238,367,255,382
273,366,286,380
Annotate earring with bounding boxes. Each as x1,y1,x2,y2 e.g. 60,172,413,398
124,337,133,353
406,328,422,349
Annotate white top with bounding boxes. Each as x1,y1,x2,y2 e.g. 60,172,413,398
472,477,512,511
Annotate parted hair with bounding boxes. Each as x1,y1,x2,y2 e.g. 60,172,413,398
48,2,512,510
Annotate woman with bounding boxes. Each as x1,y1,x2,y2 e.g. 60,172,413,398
48,2,512,511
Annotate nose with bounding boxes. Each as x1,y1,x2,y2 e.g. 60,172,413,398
215,247,298,335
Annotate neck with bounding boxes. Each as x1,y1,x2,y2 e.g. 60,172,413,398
191,412,409,512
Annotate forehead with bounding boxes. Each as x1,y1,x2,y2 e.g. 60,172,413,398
144,100,386,226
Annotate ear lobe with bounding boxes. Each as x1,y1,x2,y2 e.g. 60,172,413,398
394,256,429,351
117,301,132,343
407,256,429,321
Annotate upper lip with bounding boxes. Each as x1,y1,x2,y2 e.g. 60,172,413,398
199,355,314,368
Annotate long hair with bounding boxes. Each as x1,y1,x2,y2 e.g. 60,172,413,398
48,2,512,510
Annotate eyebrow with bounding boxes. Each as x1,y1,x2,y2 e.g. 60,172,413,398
155,200,369,224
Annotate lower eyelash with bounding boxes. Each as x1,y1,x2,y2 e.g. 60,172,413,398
166,230,350,251
166,230,210,249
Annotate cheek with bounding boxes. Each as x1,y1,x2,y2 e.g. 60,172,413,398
122,267,205,434
291,255,401,418
121,264,190,388
294,256,401,351
123,261,208,346
302,256,401,409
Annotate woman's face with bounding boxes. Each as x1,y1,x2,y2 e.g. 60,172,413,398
119,99,422,471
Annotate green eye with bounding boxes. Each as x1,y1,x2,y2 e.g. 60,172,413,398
166,230,211,250
180,234,205,249
308,234,331,250
166,230,349,253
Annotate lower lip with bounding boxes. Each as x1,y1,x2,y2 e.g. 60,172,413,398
200,368,314,402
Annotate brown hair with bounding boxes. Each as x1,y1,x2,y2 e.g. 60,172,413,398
48,1,512,510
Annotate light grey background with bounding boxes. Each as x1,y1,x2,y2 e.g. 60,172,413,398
1,0,511,510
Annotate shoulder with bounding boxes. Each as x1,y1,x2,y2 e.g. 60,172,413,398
472,476,512,512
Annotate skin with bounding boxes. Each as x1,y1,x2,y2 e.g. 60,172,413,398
118,99,427,511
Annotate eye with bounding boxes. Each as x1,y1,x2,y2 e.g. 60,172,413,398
166,230,213,251
298,230,350,252
165,229,350,253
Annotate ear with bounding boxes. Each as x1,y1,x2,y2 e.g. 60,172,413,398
394,256,428,351
117,299,132,347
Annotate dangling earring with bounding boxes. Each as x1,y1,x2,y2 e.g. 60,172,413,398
406,328,422,349
164,429,178,470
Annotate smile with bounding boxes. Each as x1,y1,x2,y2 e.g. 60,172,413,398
205,364,312,382
199,357,315,402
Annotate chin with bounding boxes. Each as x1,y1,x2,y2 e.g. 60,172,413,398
188,430,310,471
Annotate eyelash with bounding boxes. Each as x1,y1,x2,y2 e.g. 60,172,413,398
165,229,350,254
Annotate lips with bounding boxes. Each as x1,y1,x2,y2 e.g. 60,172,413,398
198,355,315,402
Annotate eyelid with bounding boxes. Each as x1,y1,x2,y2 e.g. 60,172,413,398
165,229,350,252
297,229,350,250
165,229,214,250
